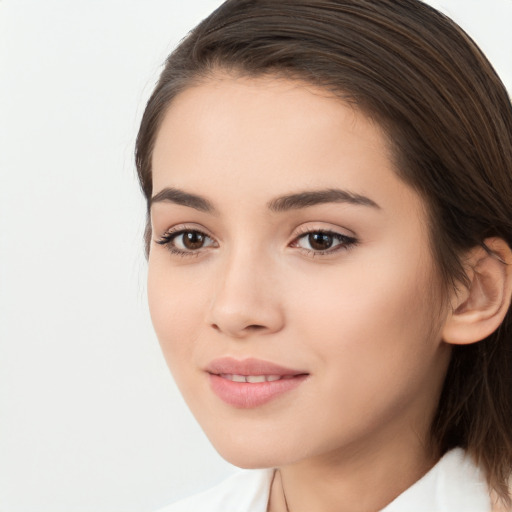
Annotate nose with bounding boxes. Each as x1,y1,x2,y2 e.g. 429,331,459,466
207,248,285,339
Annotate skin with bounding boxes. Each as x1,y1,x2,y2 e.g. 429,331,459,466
148,75,454,512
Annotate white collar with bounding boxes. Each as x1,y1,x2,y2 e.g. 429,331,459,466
380,448,490,512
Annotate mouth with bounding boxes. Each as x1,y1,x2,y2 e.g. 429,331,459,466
218,374,296,383
206,357,309,408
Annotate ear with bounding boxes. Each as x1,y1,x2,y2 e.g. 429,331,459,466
442,237,512,345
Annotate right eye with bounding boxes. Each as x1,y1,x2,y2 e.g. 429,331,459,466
156,229,217,256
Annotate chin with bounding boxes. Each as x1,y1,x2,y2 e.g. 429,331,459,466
217,446,282,469
207,433,295,469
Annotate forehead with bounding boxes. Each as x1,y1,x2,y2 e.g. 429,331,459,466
151,74,421,218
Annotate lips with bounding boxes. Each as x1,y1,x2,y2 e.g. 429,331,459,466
206,357,308,408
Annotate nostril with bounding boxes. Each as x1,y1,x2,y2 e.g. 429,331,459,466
211,324,265,331
210,322,266,335
247,324,266,331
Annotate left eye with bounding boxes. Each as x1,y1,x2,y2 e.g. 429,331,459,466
293,231,355,252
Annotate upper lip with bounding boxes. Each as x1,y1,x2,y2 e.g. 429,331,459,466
206,357,307,376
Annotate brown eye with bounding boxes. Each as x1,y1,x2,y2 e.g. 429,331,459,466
182,231,206,250
308,233,334,251
156,229,216,254
293,230,357,254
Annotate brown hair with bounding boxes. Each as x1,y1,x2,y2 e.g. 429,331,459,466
136,0,512,501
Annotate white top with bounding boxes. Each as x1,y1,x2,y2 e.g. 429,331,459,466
157,448,491,512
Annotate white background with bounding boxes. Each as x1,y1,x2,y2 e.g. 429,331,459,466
0,1,511,511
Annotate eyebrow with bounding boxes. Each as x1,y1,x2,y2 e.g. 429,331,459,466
150,186,380,213
150,187,215,213
267,188,380,212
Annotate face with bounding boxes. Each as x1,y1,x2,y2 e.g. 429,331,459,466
148,75,452,469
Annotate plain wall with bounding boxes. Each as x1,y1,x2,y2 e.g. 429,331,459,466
0,1,511,511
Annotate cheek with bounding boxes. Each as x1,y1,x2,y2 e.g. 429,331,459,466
147,257,209,369
291,245,443,382
278,250,448,450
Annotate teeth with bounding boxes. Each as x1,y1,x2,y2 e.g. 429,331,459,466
221,374,284,383
246,375,267,383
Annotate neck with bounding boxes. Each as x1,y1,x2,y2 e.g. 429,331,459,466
268,429,438,512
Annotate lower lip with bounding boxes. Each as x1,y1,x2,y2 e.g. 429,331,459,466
208,374,308,408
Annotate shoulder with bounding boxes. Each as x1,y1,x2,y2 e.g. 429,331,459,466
490,477,512,512
155,468,275,512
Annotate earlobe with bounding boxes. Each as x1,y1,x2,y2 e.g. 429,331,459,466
442,238,512,346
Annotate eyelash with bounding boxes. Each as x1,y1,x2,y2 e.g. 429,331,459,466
155,227,217,257
155,227,358,257
291,229,358,256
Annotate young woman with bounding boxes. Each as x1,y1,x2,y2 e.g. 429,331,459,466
135,1,512,510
